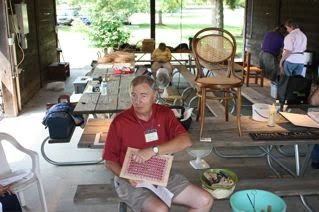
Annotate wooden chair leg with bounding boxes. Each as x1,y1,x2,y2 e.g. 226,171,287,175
224,90,229,121
260,73,264,87
236,87,242,136
246,71,250,86
199,88,206,138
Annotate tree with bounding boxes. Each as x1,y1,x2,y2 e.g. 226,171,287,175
194,0,244,28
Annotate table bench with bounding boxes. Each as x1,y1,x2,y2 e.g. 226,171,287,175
73,176,319,211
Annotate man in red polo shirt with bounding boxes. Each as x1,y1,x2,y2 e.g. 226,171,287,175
103,75,213,212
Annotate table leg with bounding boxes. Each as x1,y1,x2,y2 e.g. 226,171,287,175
41,136,103,166
299,144,314,177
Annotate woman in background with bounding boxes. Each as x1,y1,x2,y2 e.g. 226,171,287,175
259,25,287,82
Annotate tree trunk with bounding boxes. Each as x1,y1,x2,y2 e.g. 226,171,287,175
211,0,217,27
211,0,223,28
158,10,163,25
217,0,224,29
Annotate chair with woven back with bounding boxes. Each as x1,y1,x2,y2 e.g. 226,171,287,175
242,51,264,87
192,27,243,138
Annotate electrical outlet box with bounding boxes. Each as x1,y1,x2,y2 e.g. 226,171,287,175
9,15,19,33
15,3,29,34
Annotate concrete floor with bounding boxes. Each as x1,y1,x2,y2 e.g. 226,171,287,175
1,66,319,212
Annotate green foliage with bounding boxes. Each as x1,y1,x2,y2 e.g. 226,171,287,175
225,0,245,9
89,13,130,48
157,0,182,13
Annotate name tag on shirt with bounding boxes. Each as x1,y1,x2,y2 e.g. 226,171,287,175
145,129,158,143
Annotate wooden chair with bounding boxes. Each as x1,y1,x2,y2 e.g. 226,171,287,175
192,28,243,138
0,132,48,212
243,51,264,87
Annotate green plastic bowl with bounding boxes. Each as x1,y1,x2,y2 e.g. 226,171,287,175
230,189,287,212
200,168,238,190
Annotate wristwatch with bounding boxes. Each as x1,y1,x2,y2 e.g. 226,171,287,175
152,146,159,155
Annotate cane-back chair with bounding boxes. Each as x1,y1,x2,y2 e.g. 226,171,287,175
192,28,243,138
242,51,264,87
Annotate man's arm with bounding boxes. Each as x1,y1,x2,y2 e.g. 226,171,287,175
133,132,192,163
105,160,122,177
309,87,319,106
151,49,160,61
279,49,291,74
167,49,172,61
157,132,191,155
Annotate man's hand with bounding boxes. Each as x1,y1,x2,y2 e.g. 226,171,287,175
128,179,144,187
0,185,13,197
132,148,154,163
279,60,285,76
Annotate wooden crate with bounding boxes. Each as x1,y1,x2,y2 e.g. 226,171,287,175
142,39,155,53
47,62,70,81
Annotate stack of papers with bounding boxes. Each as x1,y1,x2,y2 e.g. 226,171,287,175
0,170,33,186
280,112,319,128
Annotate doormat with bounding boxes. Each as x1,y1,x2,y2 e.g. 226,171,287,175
73,184,119,204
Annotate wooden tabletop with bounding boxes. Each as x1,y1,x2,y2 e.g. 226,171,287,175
74,64,134,114
189,116,319,148
78,118,112,148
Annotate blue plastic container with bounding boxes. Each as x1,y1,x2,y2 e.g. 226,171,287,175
230,189,286,212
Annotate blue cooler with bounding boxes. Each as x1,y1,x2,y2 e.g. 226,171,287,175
46,112,75,140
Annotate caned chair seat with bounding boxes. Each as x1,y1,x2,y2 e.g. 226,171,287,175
244,66,262,73
196,76,242,88
192,28,243,138
242,51,264,87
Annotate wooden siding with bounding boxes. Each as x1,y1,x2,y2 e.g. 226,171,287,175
1,0,58,109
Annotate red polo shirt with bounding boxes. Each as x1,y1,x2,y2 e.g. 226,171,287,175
103,104,186,166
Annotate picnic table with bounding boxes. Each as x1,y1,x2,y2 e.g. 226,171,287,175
73,64,134,115
189,115,319,177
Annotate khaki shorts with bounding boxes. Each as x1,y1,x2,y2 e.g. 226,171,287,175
114,173,190,212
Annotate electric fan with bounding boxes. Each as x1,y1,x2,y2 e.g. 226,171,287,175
187,147,212,169
155,68,171,98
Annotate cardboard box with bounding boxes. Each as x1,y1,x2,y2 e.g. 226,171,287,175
142,39,155,53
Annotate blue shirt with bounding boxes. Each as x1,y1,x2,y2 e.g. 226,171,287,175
261,31,284,57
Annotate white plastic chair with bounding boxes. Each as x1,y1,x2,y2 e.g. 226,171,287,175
0,132,48,212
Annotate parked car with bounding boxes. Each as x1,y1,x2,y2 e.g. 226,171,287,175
57,16,73,26
57,10,74,26
80,16,91,26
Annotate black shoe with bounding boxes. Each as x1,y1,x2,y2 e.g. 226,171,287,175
311,161,319,169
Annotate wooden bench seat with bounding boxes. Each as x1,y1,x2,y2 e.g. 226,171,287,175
73,177,319,210
175,64,196,88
